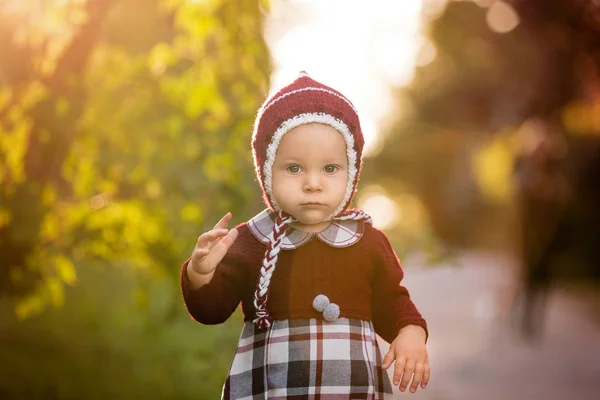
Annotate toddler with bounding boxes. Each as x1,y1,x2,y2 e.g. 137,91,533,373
181,72,430,399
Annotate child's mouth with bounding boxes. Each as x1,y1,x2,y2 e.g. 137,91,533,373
301,202,326,207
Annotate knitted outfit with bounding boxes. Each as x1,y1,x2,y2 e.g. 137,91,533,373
181,73,427,399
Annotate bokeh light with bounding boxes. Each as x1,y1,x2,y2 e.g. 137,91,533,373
359,190,399,230
486,1,520,34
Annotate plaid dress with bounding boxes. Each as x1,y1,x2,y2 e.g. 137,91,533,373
221,318,393,400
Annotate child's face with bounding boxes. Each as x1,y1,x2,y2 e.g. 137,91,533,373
271,123,349,232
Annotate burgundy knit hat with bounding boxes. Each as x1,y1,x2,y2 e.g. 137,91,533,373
252,71,365,218
250,72,371,329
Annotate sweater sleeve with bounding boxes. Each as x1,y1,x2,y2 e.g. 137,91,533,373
370,227,428,344
180,223,256,325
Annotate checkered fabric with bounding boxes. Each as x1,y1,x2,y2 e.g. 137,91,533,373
247,209,366,250
221,318,393,400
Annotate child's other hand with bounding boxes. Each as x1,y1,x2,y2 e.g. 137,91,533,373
381,324,430,393
188,212,238,283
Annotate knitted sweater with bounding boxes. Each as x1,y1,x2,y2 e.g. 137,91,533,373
180,217,427,344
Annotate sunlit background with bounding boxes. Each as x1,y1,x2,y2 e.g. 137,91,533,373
266,0,424,156
1,0,599,399
264,0,528,234
265,0,427,232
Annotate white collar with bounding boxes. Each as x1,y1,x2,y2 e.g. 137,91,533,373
247,209,367,250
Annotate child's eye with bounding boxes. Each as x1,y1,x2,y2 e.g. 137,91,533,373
287,165,301,174
323,165,338,173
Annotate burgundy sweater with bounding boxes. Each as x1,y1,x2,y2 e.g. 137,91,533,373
180,221,427,344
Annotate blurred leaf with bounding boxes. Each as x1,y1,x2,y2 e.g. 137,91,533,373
180,203,203,223
15,290,45,320
472,135,515,203
54,254,77,285
47,276,65,307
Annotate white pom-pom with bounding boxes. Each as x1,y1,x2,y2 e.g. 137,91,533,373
322,303,340,322
312,294,330,312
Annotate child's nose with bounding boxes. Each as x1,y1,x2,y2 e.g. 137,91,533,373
303,172,323,192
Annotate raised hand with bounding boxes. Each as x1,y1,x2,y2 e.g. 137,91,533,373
187,213,238,288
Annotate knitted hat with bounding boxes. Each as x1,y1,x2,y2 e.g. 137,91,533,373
252,71,365,218
250,72,372,328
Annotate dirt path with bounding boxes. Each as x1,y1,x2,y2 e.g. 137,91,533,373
378,251,600,400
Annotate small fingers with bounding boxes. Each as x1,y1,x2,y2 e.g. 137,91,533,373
392,356,406,386
206,228,238,265
192,247,209,262
381,349,395,370
421,362,431,389
213,212,232,230
196,229,229,249
410,363,425,393
219,227,238,249
399,359,416,392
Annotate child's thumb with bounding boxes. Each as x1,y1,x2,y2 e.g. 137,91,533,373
381,348,395,370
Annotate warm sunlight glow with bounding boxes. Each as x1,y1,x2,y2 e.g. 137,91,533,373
265,0,425,156
395,193,428,230
486,1,520,34
416,38,437,67
359,192,399,230
473,0,496,8
0,0,87,75
421,0,449,20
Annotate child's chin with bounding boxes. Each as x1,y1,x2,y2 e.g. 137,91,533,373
294,211,327,225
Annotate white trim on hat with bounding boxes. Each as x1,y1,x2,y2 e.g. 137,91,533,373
263,113,358,219
259,87,358,117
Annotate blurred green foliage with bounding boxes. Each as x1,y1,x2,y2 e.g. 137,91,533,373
0,0,270,397
0,267,243,398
